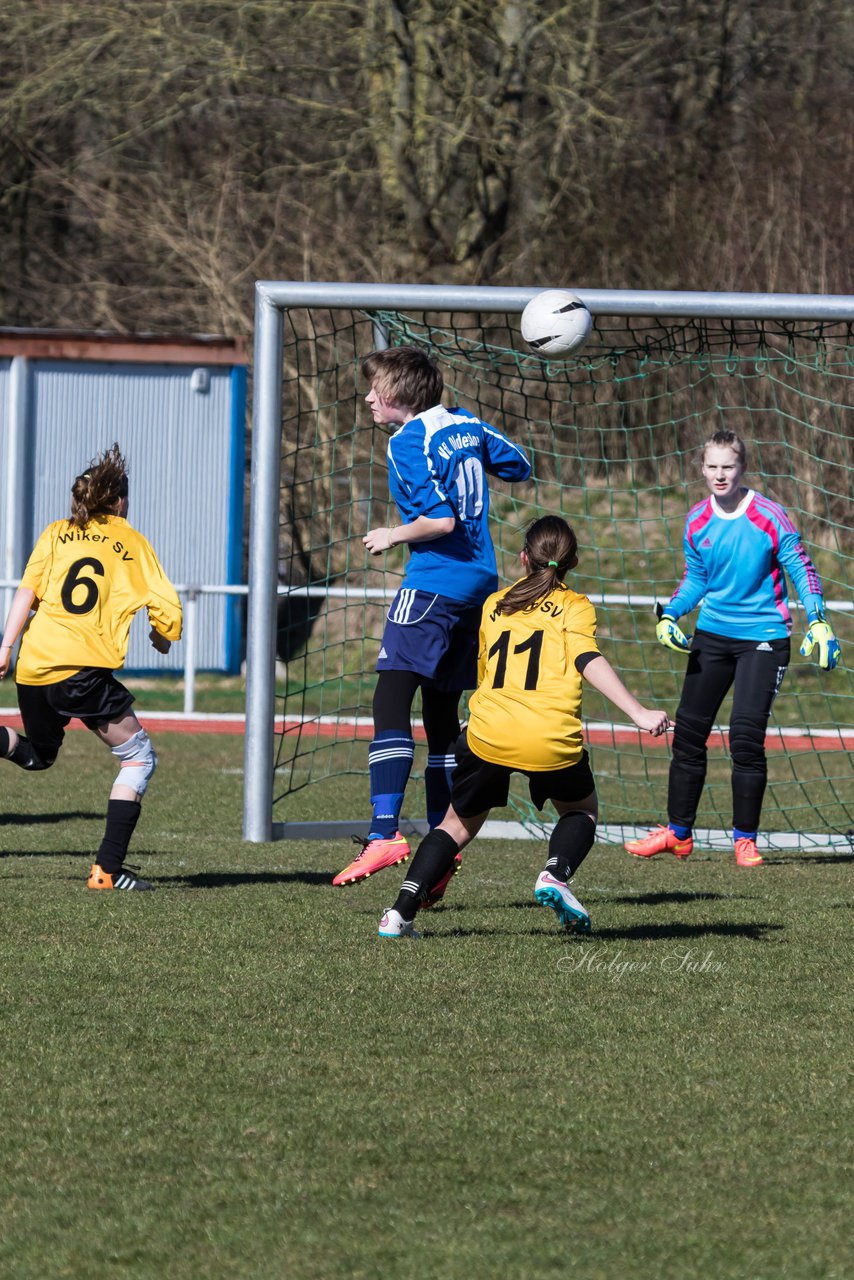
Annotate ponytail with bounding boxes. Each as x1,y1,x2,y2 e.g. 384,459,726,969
495,516,579,615
69,443,129,529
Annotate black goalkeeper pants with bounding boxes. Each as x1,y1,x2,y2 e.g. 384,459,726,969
668,629,790,833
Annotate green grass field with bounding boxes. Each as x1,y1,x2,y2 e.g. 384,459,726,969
1,732,852,1279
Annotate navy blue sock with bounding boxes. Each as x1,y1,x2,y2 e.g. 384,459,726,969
733,826,757,842
425,750,456,828
369,731,414,838
669,822,692,840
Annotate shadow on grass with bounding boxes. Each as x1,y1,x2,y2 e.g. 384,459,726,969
507,893,736,911
426,921,784,942
156,870,333,889
602,891,739,906
583,921,784,942
763,853,854,865
2,848,95,859
0,811,101,826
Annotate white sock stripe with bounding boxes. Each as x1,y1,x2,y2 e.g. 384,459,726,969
368,747,415,764
426,754,456,768
400,880,420,894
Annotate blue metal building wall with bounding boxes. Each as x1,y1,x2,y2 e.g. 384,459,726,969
0,360,9,569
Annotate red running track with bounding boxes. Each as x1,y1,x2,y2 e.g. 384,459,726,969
1,711,851,752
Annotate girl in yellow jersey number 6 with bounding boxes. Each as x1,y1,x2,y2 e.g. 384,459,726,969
0,443,182,890
378,514,671,937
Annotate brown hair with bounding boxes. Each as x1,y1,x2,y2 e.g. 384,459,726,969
495,515,579,615
702,429,747,466
69,442,129,529
361,345,444,416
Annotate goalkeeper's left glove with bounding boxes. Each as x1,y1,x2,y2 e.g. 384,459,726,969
655,603,691,653
800,611,841,670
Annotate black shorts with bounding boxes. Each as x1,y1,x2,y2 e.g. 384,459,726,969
451,730,596,817
17,670,135,765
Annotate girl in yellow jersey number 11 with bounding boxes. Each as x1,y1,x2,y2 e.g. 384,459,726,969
378,514,671,938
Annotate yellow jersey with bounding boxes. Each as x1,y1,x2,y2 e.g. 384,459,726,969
16,515,183,686
466,580,600,771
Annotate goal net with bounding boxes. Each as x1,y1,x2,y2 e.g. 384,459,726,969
245,286,853,852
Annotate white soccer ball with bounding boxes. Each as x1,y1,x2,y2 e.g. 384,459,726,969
521,289,592,357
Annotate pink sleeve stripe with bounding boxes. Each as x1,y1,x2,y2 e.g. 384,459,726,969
745,504,779,552
751,493,797,533
685,499,713,549
745,506,789,624
752,496,821,593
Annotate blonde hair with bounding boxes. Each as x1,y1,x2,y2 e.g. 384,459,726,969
69,442,129,529
361,346,443,415
702,429,747,466
495,515,579,615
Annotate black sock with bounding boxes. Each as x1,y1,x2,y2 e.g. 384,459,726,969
392,828,460,920
0,729,43,770
545,812,596,882
96,799,142,875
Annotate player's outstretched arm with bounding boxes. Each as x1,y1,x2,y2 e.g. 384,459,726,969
364,514,455,555
0,587,37,679
581,654,671,737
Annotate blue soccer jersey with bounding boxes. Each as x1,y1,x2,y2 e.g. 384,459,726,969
386,404,531,604
666,489,826,640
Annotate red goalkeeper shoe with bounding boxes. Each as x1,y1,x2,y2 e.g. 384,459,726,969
625,825,693,860
734,837,763,868
332,832,411,886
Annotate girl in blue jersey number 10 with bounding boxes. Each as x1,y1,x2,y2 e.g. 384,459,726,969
332,345,531,890
626,429,841,869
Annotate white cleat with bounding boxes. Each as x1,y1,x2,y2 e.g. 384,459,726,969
534,871,591,933
378,907,420,939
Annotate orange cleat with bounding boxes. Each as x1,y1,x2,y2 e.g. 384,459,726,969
87,863,155,890
332,832,411,887
625,825,693,860
734,837,763,868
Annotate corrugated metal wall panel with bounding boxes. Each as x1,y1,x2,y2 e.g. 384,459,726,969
0,358,9,573
29,361,239,671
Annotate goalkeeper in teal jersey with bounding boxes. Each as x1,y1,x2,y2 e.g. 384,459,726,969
626,430,841,868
